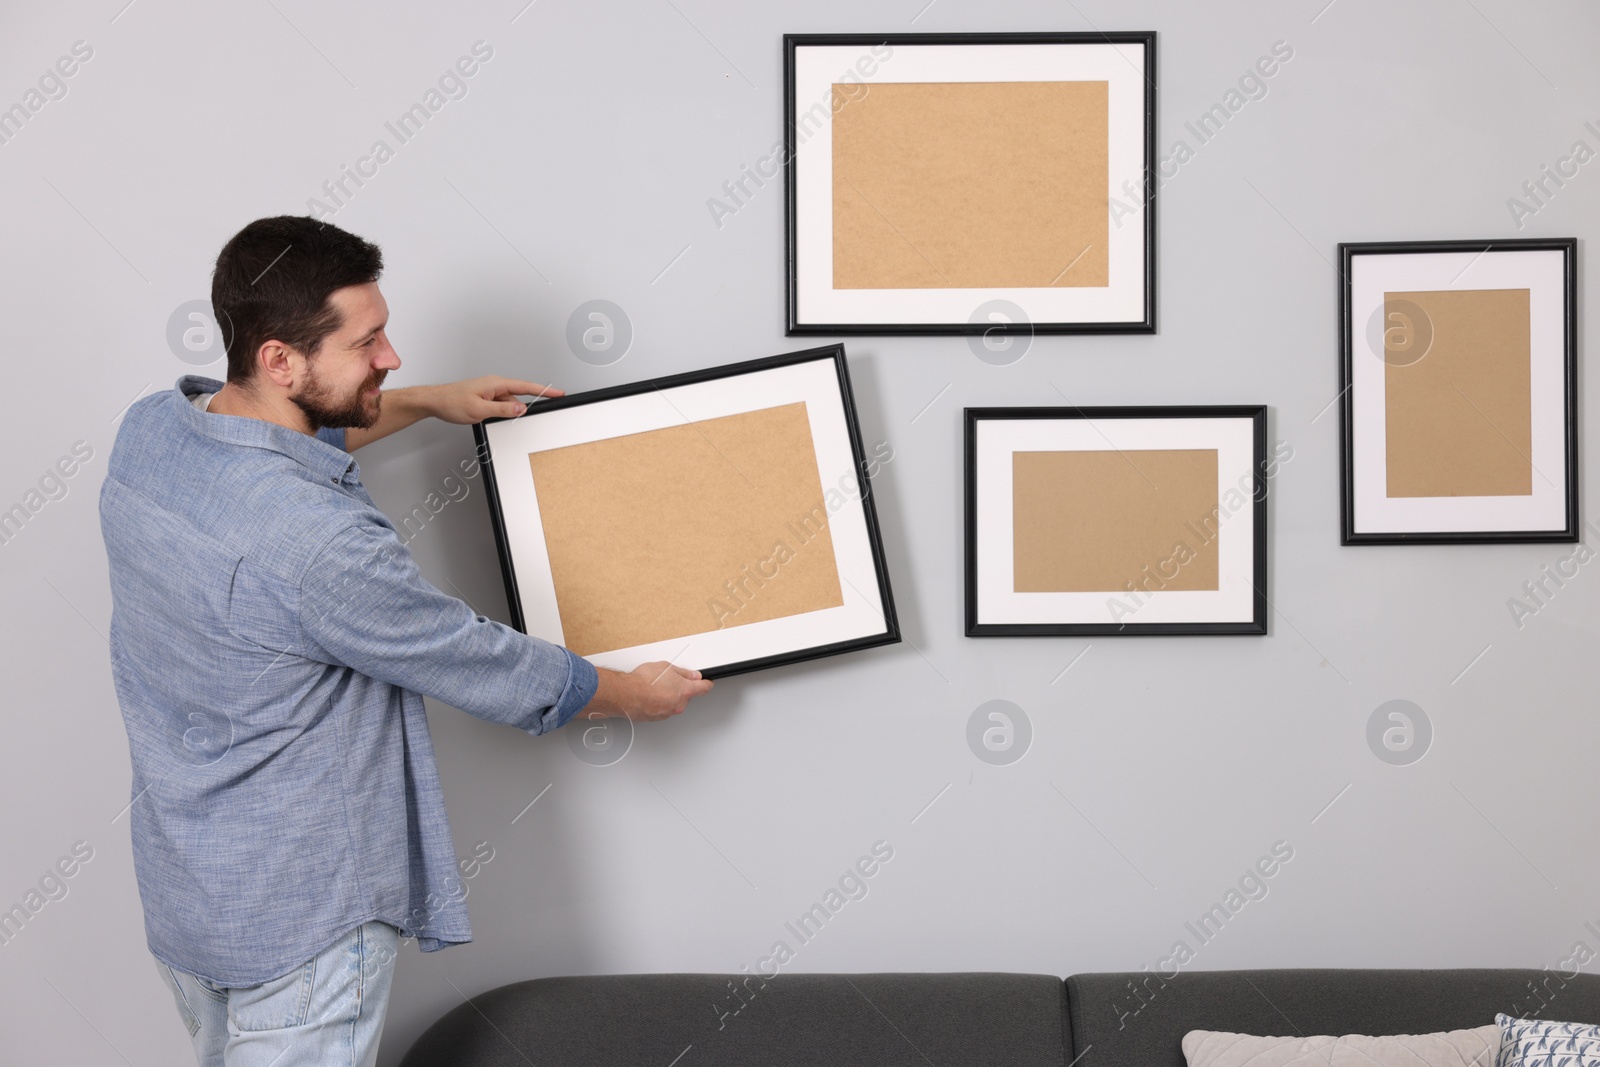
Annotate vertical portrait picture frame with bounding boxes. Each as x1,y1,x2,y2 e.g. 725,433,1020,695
1338,238,1578,545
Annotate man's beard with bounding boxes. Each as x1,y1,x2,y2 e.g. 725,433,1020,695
292,363,385,430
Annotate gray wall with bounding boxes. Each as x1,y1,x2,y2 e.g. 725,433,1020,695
2,0,1596,1063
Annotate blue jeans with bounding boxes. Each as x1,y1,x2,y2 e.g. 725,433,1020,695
156,920,400,1067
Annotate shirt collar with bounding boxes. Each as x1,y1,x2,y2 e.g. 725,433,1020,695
174,375,354,485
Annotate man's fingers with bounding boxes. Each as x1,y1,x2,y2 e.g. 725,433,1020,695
499,378,564,399
666,664,712,697
644,661,699,681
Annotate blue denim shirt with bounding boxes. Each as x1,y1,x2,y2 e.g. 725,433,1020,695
99,375,598,985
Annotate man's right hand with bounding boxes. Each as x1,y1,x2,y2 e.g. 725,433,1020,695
580,661,714,722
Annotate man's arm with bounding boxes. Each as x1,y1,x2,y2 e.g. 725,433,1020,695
346,376,563,450
299,522,712,730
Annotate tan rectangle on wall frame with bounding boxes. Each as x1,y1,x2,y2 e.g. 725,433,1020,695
528,402,844,657
1384,288,1532,498
831,80,1109,290
1012,449,1220,593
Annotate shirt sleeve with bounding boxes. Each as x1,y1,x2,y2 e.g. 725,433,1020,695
297,521,597,735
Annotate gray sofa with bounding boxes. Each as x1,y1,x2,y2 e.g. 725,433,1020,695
397,968,1600,1067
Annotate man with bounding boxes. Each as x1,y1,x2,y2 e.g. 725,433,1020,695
99,215,713,1067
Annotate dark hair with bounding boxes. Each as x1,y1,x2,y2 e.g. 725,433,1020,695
211,216,383,385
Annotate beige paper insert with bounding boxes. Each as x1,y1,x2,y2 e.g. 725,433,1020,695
1384,288,1532,498
831,80,1109,290
1012,449,1220,593
527,401,844,657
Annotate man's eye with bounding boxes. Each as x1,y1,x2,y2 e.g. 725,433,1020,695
363,336,377,346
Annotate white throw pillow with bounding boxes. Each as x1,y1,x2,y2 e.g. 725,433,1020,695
1183,1024,1500,1067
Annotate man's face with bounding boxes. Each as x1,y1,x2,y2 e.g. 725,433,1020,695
290,282,400,430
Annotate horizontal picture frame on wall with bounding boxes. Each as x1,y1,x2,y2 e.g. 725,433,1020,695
965,406,1269,637
784,31,1157,336
1338,237,1578,545
473,344,900,680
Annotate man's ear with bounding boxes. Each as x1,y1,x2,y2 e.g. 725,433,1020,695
256,340,301,390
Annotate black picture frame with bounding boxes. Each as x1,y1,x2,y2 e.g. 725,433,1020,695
472,344,900,680
1338,237,1578,545
964,405,1268,637
783,31,1157,336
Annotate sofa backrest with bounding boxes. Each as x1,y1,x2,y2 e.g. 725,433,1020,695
398,971,1066,1067
1068,969,1600,1067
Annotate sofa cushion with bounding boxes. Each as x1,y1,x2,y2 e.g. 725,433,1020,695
398,972,1066,1067
1183,1025,1498,1067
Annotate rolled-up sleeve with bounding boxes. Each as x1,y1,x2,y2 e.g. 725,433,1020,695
298,521,597,734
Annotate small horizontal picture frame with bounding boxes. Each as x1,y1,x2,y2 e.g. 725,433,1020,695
473,345,900,680
1338,238,1578,544
965,406,1268,637
784,31,1156,335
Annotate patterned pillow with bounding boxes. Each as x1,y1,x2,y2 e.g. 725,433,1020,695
1496,1013,1600,1067
1183,1025,1500,1067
